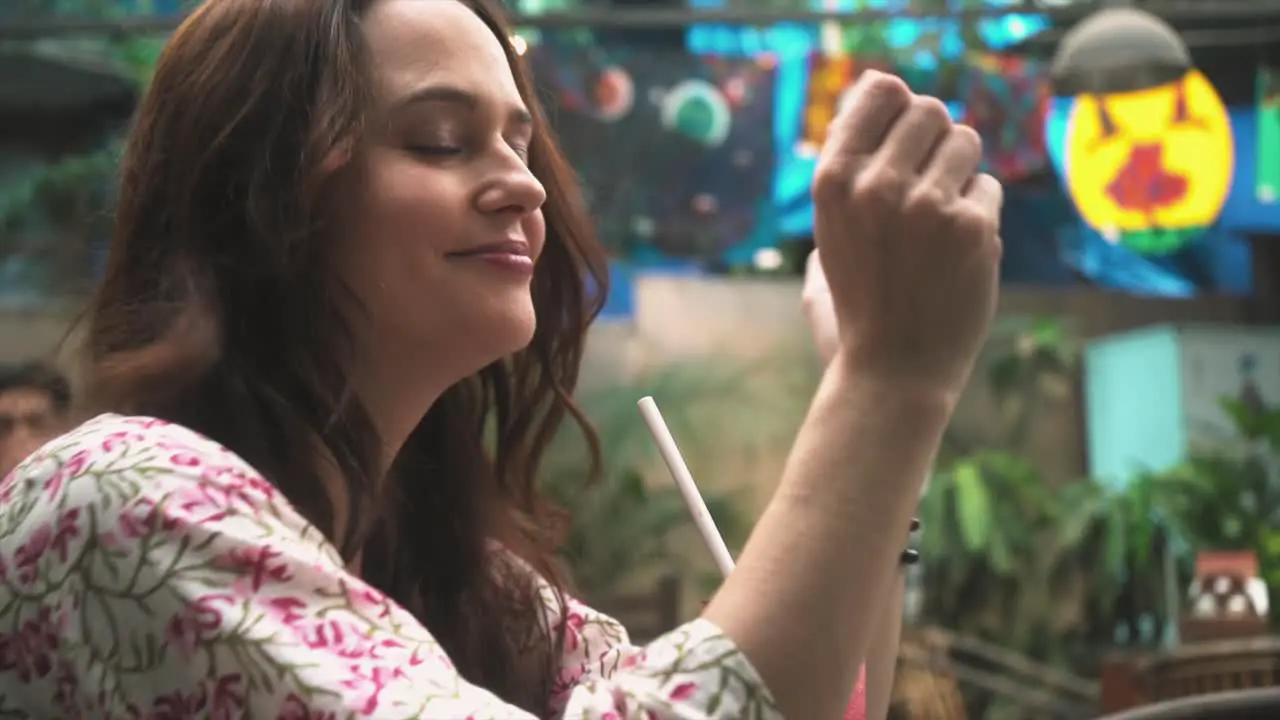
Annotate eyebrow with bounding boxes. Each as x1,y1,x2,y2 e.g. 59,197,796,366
394,84,533,127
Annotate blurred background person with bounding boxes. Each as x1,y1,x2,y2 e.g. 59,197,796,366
0,360,72,477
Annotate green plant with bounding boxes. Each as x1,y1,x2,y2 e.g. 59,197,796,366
0,141,122,240
1149,396,1280,628
545,463,742,598
920,319,1095,659
0,3,172,295
920,449,1061,643
1054,468,1201,650
918,317,1197,717
540,358,812,601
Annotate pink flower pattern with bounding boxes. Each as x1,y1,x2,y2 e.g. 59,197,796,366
0,414,783,719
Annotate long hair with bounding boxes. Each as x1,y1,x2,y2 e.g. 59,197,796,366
81,0,607,712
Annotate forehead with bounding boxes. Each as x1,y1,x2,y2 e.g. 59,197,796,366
362,0,521,104
0,388,54,416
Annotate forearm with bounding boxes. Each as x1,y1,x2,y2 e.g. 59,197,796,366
866,574,906,720
702,361,949,720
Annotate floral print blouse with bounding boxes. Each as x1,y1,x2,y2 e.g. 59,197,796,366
0,414,798,719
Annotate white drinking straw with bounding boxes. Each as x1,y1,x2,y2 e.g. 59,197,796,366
637,396,736,578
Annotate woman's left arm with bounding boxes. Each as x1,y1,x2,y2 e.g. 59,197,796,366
864,574,905,720
804,248,908,720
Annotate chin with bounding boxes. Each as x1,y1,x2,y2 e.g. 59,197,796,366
502,311,538,355
480,299,539,361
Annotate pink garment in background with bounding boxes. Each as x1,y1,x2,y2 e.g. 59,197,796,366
845,666,867,720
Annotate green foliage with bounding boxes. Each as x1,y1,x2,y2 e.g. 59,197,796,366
923,315,1280,713
1148,395,1280,629
919,317,1191,705
0,1,172,292
113,35,168,87
0,141,122,241
539,360,809,600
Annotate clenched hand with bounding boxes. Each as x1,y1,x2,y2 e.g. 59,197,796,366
810,70,1002,400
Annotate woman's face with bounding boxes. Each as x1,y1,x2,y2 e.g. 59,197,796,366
331,0,546,382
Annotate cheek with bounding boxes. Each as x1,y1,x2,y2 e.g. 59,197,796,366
356,162,472,259
332,167,466,309
373,167,460,227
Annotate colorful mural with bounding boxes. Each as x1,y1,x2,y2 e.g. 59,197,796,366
1061,70,1234,256
5,0,1259,305
798,55,890,153
794,51,1052,180
1257,64,1280,206
528,39,777,263
961,52,1049,182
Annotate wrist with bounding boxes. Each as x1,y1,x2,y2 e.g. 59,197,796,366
825,353,959,426
775,359,951,525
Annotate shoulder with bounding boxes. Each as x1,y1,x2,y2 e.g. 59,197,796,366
534,573,634,713
0,413,341,574
13,412,255,480
0,415,526,717
492,549,634,712
500,550,630,662
8,412,242,491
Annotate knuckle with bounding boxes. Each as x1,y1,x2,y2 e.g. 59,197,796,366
904,185,946,215
985,174,1006,207
864,71,911,106
953,203,998,239
952,124,982,155
969,173,1005,212
852,164,907,205
813,165,851,204
913,95,952,129
991,233,1005,261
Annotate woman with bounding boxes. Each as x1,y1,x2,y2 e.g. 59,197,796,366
0,0,1001,717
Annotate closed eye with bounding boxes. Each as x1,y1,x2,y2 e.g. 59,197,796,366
407,145,463,158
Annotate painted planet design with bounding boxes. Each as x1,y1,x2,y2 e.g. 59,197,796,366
660,78,731,147
593,66,634,122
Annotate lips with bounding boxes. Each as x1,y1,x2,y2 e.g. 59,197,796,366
447,240,531,258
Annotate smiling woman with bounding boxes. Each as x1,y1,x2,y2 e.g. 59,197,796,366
0,0,779,717
0,0,975,717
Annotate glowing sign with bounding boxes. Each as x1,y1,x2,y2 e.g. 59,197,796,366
1063,70,1233,255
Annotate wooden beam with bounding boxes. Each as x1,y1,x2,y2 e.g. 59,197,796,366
7,1,1280,39
1247,233,1280,324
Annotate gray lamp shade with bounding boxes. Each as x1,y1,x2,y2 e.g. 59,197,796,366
1050,7,1192,96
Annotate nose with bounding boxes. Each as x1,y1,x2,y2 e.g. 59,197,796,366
474,160,546,218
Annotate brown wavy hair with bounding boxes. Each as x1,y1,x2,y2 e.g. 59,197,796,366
81,0,606,713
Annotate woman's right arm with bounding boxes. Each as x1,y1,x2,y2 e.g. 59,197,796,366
702,70,1002,719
